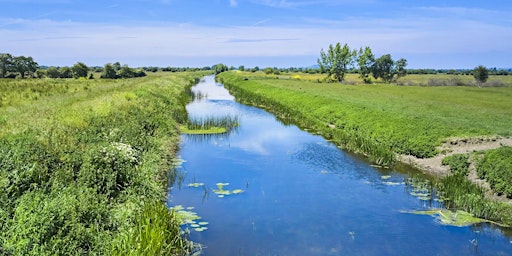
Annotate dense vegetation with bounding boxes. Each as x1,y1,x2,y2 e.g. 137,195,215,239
476,147,512,198
0,72,209,255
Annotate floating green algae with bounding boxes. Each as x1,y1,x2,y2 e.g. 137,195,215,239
404,209,487,227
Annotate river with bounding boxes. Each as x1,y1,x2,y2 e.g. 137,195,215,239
167,75,512,255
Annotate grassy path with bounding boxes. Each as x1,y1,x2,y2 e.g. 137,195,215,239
0,72,208,255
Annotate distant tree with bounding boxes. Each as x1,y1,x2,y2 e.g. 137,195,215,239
318,42,356,82
356,46,375,84
473,65,489,86
35,69,46,79
372,54,407,83
118,65,136,78
212,63,228,74
112,62,122,71
238,65,245,71
72,62,89,78
46,67,61,78
263,67,273,75
59,67,73,78
101,63,118,79
13,56,38,78
0,53,14,78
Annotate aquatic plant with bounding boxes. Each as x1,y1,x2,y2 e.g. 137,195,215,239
404,209,487,227
181,115,239,135
212,182,245,198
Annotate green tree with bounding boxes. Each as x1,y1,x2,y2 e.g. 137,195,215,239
46,67,61,78
473,65,489,86
356,46,375,84
0,53,14,78
212,63,228,75
72,62,89,78
59,67,73,78
13,56,38,78
238,65,245,71
372,54,407,83
318,43,356,82
101,63,117,79
118,65,136,78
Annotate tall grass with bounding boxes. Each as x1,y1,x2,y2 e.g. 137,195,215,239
185,115,239,132
0,72,210,255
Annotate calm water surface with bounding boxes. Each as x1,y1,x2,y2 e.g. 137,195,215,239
168,76,512,255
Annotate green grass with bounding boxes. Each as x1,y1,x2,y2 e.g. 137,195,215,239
476,147,512,198
218,71,512,226
441,154,470,176
219,71,512,164
0,72,210,255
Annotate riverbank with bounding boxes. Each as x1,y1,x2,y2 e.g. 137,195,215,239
0,72,209,255
217,71,512,226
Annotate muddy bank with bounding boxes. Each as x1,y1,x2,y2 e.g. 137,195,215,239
399,136,512,204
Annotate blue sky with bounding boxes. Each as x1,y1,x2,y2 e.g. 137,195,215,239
1,0,511,68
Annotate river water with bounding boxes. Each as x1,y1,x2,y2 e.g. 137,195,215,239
168,76,512,255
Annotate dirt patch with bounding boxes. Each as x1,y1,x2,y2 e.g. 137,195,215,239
398,136,512,204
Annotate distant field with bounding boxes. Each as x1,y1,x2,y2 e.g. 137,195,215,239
240,70,512,87
219,71,512,163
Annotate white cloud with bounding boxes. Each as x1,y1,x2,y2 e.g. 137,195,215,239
230,0,238,7
1,11,512,67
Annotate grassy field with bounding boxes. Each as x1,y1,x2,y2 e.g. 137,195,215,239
218,71,512,225
220,71,512,163
0,72,209,255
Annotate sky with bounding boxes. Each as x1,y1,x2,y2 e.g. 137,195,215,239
1,0,511,68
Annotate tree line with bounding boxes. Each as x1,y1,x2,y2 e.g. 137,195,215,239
0,53,146,79
318,43,407,83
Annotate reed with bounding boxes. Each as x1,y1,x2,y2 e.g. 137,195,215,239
182,115,239,135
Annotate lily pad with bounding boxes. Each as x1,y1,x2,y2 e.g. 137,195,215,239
381,175,392,180
198,222,209,226
187,182,205,188
383,181,401,186
232,189,244,194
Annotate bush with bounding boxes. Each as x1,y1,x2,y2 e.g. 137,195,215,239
476,147,512,197
441,154,470,176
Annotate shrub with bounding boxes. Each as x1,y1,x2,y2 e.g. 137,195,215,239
476,147,512,197
441,154,470,176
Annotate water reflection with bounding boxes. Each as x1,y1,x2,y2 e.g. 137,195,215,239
169,76,512,256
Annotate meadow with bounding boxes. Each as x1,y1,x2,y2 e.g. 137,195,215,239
218,71,512,225
0,71,209,255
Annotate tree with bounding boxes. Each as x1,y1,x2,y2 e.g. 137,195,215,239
238,65,245,71
72,62,89,78
0,53,14,78
101,63,117,79
46,67,61,78
13,56,38,78
318,43,356,82
356,47,375,84
473,65,489,86
372,54,407,83
59,67,73,78
118,65,136,78
212,63,228,75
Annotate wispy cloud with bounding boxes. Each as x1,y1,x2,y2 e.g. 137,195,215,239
230,0,238,7
2,10,511,68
